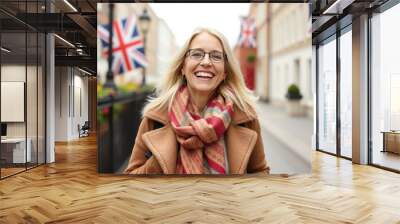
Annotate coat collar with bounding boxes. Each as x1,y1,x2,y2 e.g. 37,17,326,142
142,104,258,174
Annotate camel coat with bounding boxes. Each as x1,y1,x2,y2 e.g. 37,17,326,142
124,104,269,174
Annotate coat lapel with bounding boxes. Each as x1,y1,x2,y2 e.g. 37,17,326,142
143,107,177,174
226,105,258,174
142,124,177,174
226,124,257,174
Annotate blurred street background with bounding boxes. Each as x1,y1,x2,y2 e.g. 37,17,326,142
97,3,313,174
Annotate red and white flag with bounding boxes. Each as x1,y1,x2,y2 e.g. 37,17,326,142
237,17,256,48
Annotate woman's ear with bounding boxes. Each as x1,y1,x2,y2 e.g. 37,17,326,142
181,69,186,82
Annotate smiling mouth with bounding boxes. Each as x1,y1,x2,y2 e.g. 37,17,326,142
194,71,215,80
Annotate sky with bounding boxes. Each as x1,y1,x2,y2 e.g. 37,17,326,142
149,3,250,48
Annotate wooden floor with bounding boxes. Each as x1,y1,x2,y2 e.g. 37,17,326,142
1,135,400,223
1,163,45,178
1,167,26,178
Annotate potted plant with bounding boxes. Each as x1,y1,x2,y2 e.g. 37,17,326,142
246,53,256,63
285,84,304,116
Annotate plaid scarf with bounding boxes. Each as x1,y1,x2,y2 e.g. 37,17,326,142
169,85,234,174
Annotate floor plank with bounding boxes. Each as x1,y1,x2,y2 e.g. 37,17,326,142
0,134,399,223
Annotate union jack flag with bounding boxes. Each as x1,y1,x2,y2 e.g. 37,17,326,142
237,17,256,48
98,16,148,75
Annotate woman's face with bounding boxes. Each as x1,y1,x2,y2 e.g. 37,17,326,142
181,32,226,97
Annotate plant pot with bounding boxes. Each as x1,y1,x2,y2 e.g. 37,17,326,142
286,99,305,117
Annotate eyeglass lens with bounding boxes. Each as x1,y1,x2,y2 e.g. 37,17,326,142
188,49,224,62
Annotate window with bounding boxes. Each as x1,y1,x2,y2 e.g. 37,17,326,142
0,1,46,179
294,58,300,86
371,3,400,171
317,36,337,154
339,28,352,158
307,59,312,99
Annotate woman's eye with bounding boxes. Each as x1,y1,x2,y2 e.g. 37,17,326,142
192,52,203,57
211,52,223,61
212,55,222,60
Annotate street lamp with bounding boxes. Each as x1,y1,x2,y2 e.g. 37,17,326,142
138,8,151,87
104,3,116,90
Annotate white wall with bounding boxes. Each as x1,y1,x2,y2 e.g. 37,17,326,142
1,65,26,132
55,67,68,141
1,82,25,122
255,4,267,99
72,73,89,138
1,65,38,137
55,67,89,141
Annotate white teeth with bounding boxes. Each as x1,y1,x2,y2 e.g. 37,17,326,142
195,72,214,78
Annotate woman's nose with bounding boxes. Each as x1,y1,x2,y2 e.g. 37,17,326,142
200,54,212,66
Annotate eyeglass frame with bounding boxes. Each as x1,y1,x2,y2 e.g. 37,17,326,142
185,48,227,63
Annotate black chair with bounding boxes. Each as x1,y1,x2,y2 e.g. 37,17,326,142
79,121,90,138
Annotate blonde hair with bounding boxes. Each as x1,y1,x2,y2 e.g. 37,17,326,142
142,27,258,117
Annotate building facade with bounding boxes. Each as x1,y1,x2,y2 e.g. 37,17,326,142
243,3,312,115
268,3,312,116
252,3,270,101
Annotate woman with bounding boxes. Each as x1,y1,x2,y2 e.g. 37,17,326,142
124,27,269,175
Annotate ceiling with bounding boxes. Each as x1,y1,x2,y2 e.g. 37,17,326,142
311,0,390,43
0,0,98,73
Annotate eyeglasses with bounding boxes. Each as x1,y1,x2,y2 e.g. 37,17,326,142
186,48,226,63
